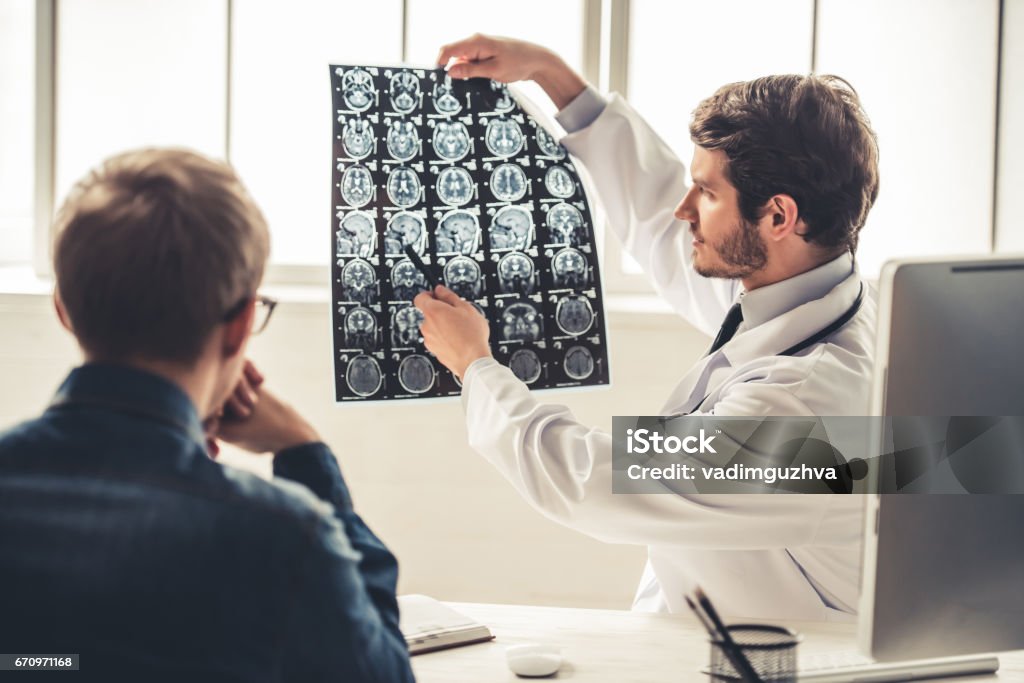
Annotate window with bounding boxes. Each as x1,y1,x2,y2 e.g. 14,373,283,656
229,0,403,267
55,0,227,204
628,0,813,184
617,0,1001,284
0,0,36,266
2,0,1017,290
816,0,998,276
610,0,813,286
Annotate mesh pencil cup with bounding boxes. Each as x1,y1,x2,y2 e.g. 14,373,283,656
705,624,801,682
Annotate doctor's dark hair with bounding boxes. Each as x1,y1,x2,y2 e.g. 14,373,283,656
689,74,879,255
53,148,270,364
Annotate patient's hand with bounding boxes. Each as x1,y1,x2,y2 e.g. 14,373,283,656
436,34,586,109
217,384,320,455
213,360,321,455
224,359,263,419
414,285,492,380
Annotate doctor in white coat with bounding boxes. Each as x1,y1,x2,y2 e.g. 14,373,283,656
415,35,881,621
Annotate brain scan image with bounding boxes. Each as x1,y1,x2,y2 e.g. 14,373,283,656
385,211,425,256
552,247,588,290
436,166,474,206
342,119,374,159
386,120,418,161
535,126,566,159
341,165,374,207
501,302,542,342
508,349,542,384
443,256,483,300
544,165,575,198
337,211,376,257
563,345,595,380
341,68,376,112
485,118,525,158
490,163,527,202
390,305,424,347
344,307,377,352
340,258,377,303
546,203,585,246
497,252,535,295
398,354,435,394
432,75,462,115
436,210,480,255
389,71,420,113
386,167,421,208
555,295,595,336
489,206,534,251
330,64,609,400
491,82,515,113
345,354,383,397
432,121,471,161
391,259,428,300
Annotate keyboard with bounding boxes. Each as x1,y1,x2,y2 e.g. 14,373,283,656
798,650,999,682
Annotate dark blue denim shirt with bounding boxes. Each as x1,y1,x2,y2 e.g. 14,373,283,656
0,363,414,682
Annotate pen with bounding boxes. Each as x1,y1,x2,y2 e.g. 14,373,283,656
404,244,438,289
692,587,763,683
684,595,716,636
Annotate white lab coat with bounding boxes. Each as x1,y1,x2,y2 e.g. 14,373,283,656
460,94,875,621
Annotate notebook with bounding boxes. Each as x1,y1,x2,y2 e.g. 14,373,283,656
398,594,495,655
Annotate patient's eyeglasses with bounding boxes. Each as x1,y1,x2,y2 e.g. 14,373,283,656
223,294,278,335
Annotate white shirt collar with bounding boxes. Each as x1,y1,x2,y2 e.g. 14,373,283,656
738,251,855,330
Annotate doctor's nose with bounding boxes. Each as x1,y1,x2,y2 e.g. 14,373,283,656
674,185,699,223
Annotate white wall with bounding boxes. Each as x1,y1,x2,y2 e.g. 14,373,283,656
0,291,708,608
997,0,1024,252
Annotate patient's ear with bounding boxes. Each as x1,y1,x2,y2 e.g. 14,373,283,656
53,290,73,333
222,298,255,359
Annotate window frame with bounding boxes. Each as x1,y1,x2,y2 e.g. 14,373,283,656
32,0,56,278
592,0,654,294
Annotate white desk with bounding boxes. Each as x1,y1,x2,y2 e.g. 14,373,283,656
411,603,1024,682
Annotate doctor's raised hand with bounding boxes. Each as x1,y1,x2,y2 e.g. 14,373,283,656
436,34,586,109
414,285,491,379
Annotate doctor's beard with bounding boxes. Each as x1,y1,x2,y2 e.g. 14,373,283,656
692,217,768,280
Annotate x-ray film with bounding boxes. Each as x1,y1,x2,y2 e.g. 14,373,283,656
330,64,610,402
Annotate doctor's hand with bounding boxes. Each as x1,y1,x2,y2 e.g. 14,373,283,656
436,34,587,110
414,285,492,380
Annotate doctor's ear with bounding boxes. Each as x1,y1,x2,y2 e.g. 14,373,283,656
763,194,800,241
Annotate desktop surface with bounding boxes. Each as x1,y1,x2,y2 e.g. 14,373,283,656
411,602,1024,682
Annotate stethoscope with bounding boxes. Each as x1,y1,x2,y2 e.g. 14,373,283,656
668,282,866,418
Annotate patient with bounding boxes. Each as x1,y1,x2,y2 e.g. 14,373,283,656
0,149,414,682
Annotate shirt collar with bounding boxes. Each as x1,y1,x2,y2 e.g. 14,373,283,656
48,362,207,448
720,252,864,366
738,251,855,329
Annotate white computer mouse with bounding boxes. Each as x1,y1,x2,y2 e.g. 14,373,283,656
506,643,563,678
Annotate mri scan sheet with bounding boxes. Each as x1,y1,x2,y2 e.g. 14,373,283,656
330,64,610,402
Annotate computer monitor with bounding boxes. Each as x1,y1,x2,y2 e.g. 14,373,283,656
859,255,1024,662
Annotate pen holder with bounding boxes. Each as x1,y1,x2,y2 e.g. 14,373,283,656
707,624,801,682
